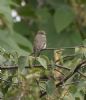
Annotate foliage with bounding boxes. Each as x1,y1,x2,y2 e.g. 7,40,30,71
0,0,86,100
0,46,86,100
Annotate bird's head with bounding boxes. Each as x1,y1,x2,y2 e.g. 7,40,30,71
37,30,46,35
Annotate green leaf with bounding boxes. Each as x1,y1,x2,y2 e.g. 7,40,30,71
18,56,27,70
0,91,3,99
78,81,86,88
18,5,36,18
0,30,29,55
75,92,84,100
37,56,47,69
46,0,66,8
13,22,30,36
13,32,32,52
82,39,86,57
0,30,19,50
0,0,13,33
54,6,74,33
56,29,82,48
28,56,34,67
40,55,50,64
46,80,56,95
69,85,77,94
63,93,75,100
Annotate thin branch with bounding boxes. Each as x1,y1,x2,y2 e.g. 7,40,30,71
55,64,70,71
0,65,18,70
41,45,86,51
0,64,70,71
30,45,86,57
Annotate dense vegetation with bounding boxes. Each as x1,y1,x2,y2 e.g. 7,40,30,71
0,0,86,100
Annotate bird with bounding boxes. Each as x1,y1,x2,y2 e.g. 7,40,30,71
33,30,47,57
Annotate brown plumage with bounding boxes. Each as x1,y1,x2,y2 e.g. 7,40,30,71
33,31,47,56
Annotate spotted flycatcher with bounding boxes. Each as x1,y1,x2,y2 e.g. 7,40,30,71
33,30,47,56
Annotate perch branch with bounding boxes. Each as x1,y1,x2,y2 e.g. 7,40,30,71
41,45,86,51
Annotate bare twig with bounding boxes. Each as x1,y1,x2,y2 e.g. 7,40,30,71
41,45,86,51
0,64,70,71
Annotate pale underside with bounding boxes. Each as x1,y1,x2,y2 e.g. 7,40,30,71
33,34,47,54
